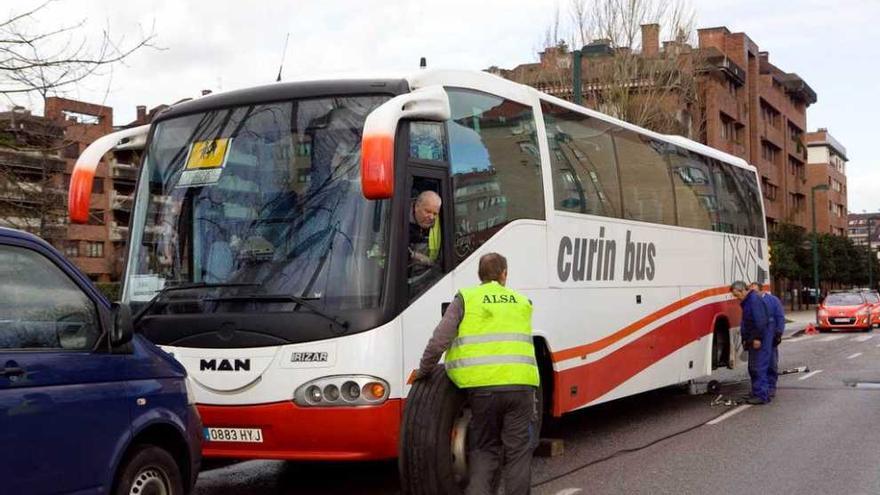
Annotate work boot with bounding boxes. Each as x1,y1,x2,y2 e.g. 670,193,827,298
745,396,768,405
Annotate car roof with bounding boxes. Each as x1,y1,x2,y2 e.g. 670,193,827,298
0,226,45,245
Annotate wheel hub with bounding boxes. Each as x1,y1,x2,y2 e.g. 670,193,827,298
128,467,169,495
450,407,472,484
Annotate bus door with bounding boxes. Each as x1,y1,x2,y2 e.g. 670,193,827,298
399,121,455,380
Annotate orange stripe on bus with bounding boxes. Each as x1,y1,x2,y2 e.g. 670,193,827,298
550,285,732,363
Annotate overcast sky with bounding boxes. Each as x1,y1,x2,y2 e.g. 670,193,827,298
6,0,879,211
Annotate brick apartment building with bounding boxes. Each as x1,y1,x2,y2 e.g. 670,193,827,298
805,128,848,236
0,97,140,283
491,24,827,234
848,213,880,250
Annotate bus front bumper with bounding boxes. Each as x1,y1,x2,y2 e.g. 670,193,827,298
198,399,401,460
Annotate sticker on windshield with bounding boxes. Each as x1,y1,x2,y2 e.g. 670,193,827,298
129,274,166,302
177,138,232,187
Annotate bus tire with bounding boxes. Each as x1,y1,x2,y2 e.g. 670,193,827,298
399,365,467,495
399,366,545,495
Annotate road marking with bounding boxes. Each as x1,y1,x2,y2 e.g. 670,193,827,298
784,336,816,344
799,369,823,381
819,335,846,342
554,489,583,495
847,353,863,360
875,343,880,348
854,335,874,342
707,404,752,425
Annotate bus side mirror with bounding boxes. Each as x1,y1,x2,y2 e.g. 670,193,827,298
110,302,134,346
69,124,150,223
361,86,450,200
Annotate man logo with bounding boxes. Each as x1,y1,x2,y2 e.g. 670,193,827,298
200,358,251,371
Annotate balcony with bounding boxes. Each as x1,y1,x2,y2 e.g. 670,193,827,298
110,222,129,241
111,191,133,211
0,149,66,173
111,162,138,182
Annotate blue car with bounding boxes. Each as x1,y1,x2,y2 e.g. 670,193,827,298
0,227,202,494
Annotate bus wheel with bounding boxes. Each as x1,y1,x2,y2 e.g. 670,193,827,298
399,365,467,495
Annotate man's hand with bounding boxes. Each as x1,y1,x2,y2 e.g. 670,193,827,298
752,339,762,350
411,251,432,265
773,334,782,346
411,368,431,383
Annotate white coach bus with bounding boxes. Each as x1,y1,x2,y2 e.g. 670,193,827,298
69,69,767,493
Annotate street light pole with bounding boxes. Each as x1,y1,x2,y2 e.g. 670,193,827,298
572,49,582,106
811,184,829,306
868,218,874,290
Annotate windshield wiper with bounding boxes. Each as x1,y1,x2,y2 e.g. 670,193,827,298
203,293,350,333
133,282,261,322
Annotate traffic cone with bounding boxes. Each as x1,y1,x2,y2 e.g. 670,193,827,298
805,322,818,335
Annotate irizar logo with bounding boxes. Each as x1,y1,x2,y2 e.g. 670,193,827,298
200,358,251,371
291,352,329,363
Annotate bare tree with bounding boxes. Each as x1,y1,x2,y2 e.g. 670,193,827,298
0,0,156,102
0,1,156,238
527,0,703,137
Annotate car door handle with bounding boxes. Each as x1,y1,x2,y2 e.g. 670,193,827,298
2,366,24,378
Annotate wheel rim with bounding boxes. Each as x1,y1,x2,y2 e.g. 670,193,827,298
450,407,472,485
128,466,170,495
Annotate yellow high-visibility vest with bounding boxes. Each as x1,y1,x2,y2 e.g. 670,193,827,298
445,281,539,388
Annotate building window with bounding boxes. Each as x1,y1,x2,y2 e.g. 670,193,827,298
86,241,104,258
761,141,780,165
760,99,780,129
761,178,778,201
788,158,805,180
788,193,806,213
63,241,79,258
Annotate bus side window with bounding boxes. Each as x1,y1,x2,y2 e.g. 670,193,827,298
541,101,622,218
613,129,676,226
445,89,545,264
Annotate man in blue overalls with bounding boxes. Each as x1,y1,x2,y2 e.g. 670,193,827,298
751,282,785,398
730,281,774,404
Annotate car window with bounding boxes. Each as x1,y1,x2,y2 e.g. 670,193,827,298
863,292,879,304
824,293,865,306
0,244,100,350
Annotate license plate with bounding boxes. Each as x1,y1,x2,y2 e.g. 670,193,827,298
832,318,851,324
204,427,263,443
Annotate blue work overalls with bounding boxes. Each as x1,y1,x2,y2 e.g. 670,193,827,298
740,290,775,402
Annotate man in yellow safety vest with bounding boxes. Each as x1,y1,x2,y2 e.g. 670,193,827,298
416,252,539,495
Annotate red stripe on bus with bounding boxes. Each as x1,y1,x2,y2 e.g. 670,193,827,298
551,299,741,415
550,286,732,363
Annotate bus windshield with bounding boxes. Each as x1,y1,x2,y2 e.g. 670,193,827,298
124,95,391,319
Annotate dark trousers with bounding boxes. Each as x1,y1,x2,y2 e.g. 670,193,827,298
466,388,537,495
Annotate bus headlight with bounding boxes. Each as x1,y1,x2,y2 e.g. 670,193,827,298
294,375,390,407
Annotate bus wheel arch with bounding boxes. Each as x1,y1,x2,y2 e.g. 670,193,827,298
711,315,732,369
533,336,555,428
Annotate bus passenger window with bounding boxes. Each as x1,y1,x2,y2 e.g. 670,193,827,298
541,101,622,217
613,129,676,226
667,147,719,231
446,89,545,264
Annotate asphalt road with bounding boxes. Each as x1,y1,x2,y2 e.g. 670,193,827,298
195,321,880,495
